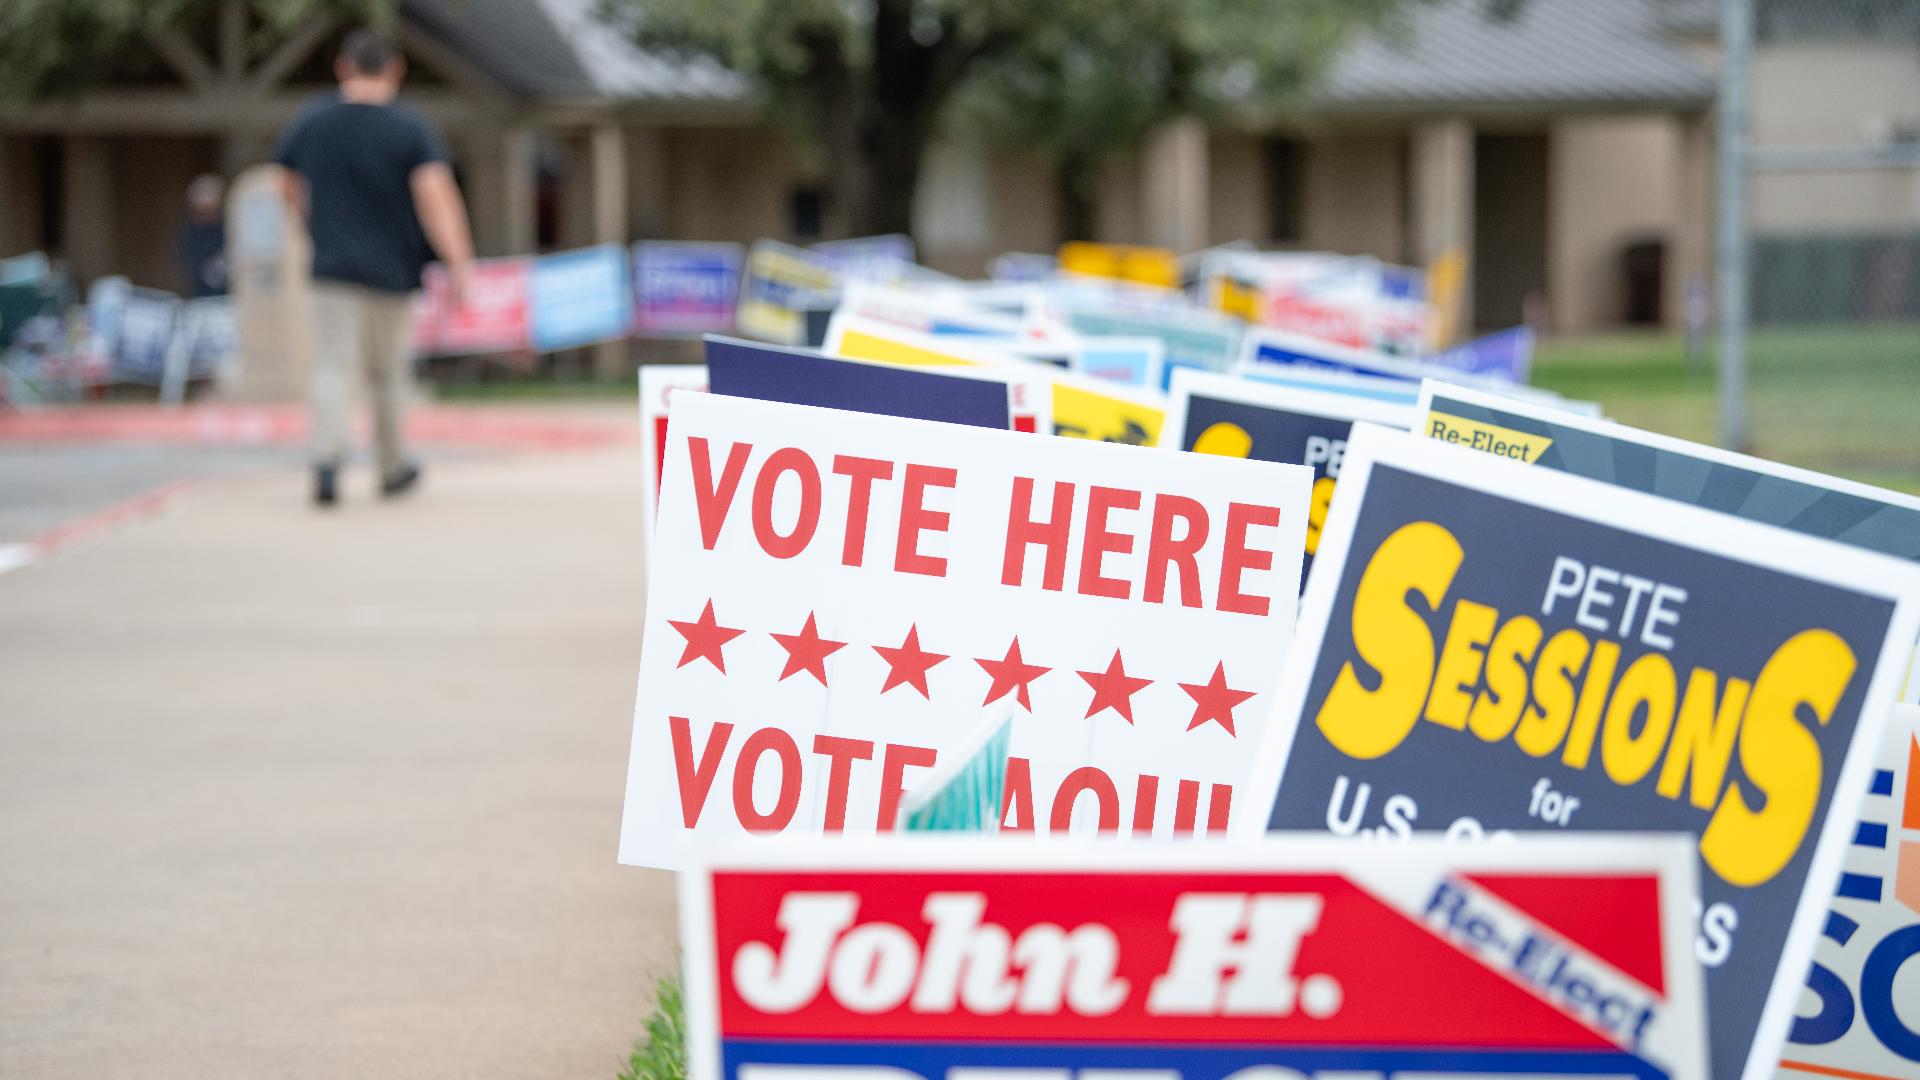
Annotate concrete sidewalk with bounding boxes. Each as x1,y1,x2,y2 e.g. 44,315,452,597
0,441,673,1079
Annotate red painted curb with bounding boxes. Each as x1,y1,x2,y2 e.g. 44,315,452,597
22,478,204,563
0,404,637,451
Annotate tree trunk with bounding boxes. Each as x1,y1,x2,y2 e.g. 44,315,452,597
808,3,1017,242
821,108,924,238
1056,155,1098,243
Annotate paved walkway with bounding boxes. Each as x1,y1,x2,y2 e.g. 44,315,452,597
0,424,675,1079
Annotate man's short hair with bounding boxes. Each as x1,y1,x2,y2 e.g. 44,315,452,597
339,28,398,77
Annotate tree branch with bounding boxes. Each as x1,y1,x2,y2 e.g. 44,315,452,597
246,11,339,96
146,26,218,93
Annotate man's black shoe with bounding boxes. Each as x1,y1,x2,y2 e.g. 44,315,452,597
380,462,422,498
313,465,338,507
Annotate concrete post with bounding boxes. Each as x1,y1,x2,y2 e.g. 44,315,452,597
1140,119,1209,253
0,135,13,257
224,164,313,402
1669,110,1714,334
626,126,671,239
1716,0,1753,452
502,127,538,255
62,137,116,284
1411,118,1475,341
589,123,629,379
459,129,506,257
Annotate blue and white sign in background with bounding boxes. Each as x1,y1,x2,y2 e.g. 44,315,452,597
634,242,743,334
528,244,633,351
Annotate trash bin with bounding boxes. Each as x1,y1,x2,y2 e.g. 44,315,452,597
1623,238,1665,325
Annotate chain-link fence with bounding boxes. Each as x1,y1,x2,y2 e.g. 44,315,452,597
1738,0,1920,488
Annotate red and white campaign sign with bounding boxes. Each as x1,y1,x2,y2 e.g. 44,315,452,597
618,393,1311,868
679,835,1710,1080
426,258,530,355
639,363,709,557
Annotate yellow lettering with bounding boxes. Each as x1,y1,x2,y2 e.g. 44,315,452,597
1655,670,1749,809
1601,652,1678,787
1517,629,1590,758
1314,521,1461,760
1469,615,1542,743
1192,422,1252,459
1305,475,1336,556
1562,640,1622,770
1701,629,1854,887
1425,600,1498,730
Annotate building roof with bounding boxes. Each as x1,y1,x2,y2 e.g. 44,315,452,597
1319,0,1715,111
403,0,747,105
405,0,1710,115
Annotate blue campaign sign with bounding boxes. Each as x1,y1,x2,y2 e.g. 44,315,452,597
1071,337,1163,389
528,244,632,351
705,335,1011,429
1242,325,1422,382
1416,380,1920,563
112,288,180,383
1239,363,1422,405
811,234,916,281
633,242,742,334
1424,326,1535,384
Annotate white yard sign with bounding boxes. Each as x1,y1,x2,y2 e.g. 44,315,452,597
619,393,1311,868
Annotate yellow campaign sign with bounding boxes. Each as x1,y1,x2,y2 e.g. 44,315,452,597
737,244,839,345
1052,382,1164,446
1058,242,1180,289
1422,410,1554,464
1207,275,1260,322
1424,247,1468,351
835,327,979,368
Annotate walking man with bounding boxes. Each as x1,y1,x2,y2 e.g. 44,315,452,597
274,28,475,506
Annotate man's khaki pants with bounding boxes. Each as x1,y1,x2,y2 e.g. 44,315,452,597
310,282,415,474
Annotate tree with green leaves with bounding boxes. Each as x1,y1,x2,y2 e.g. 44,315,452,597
0,0,393,101
603,0,1422,241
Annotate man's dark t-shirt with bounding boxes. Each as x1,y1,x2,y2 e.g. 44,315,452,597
178,219,227,298
273,95,447,294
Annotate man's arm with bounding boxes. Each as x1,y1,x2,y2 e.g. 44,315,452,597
278,168,308,220
410,161,475,307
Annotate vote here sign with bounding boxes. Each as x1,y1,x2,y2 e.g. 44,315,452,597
618,393,1312,869
1242,423,1920,1080
678,835,1708,1080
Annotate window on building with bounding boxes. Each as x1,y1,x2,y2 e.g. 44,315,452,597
788,186,824,241
1264,136,1306,244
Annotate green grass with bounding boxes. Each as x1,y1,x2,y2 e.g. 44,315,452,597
1533,323,1920,493
431,376,637,402
618,975,688,1080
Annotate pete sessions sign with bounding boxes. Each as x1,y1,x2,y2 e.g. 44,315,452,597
1243,424,1920,1080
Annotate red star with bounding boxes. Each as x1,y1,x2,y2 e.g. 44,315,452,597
1179,661,1257,737
1078,649,1152,724
874,624,949,698
667,599,744,673
975,636,1051,711
770,611,846,686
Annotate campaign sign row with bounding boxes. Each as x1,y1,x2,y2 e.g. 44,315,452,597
412,241,746,357
622,337,1920,1080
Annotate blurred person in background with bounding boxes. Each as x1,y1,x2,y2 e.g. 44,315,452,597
274,27,474,508
177,174,228,299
